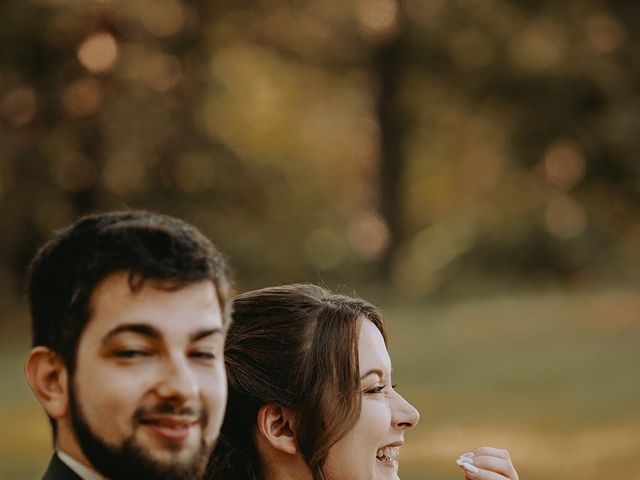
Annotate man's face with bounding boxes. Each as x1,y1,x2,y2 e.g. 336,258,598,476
68,272,226,479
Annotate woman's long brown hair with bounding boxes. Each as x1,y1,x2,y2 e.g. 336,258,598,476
206,283,386,480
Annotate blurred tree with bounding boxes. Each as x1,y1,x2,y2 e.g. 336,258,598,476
1,0,640,304
372,1,410,279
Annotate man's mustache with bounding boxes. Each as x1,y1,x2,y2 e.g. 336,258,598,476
132,403,209,426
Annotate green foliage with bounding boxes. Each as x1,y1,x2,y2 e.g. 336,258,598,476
1,0,640,297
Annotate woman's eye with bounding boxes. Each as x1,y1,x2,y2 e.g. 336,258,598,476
365,385,386,394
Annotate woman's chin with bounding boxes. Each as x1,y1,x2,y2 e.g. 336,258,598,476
374,457,400,479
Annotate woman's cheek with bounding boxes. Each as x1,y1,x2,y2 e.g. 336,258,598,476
360,397,395,441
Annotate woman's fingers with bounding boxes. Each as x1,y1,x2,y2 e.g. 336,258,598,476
472,447,511,461
456,447,519,480
457,459,509,480
472,455,515,477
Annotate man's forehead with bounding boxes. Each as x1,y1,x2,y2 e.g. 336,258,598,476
85,272,223,340
91,271,219,300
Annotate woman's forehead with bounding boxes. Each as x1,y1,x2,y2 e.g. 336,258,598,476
358,319,391,375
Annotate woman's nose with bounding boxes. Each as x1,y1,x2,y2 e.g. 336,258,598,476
392,392,420,430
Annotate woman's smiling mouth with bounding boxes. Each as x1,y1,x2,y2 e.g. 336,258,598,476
376,445,400,466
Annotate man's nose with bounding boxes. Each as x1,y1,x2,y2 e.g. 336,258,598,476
154,355,199,401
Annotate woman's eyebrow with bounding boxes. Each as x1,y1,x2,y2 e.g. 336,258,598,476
360,368,384,380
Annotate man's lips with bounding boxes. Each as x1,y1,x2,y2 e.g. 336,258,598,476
138,415,200,441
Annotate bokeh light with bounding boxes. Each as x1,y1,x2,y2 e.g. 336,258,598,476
543,139,586,191
77,31,119,74
355,0,398,40
137,0,186,37
1,86,37,127
61,77,103,117
585,14,626,53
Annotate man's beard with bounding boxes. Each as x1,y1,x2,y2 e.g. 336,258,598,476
68,384,213,480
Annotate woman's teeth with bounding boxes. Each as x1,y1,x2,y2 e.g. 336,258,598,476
376,446,400,462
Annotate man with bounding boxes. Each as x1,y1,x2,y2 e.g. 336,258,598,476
24,211,232,480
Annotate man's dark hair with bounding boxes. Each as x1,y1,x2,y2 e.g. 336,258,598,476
27,210,232,375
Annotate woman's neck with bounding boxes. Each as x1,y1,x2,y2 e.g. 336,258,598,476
260,449,313,480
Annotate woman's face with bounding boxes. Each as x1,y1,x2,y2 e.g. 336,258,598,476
323,319,420,480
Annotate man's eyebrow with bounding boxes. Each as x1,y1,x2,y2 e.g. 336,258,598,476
102,323,162,344
190,328,223,342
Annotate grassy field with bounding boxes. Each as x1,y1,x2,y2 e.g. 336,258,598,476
2,287,640,479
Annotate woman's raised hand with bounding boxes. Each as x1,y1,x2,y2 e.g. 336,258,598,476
456,447,519,480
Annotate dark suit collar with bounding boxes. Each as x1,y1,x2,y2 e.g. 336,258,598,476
42,454,83,480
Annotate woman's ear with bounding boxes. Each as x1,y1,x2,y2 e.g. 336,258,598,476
25,346,69,420
256,404,298,455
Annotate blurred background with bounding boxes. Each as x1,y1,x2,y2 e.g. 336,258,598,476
1,0,639,478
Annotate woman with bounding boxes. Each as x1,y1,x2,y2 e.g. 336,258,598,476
207,284,519,480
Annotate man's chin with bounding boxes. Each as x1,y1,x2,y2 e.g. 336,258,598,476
68,382,217,479
132,433,206,469
70,407,211,479
83,436,210,480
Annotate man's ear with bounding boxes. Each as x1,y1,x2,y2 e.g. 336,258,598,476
25,346,69,420
256,404,298,455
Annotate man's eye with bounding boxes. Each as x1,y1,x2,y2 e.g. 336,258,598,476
115,349,149,358
190,351,216,360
